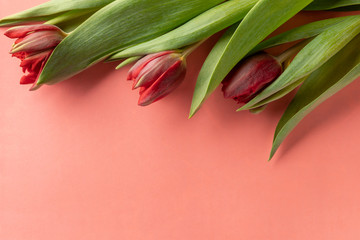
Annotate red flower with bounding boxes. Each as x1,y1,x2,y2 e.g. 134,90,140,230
127,51,187,106
4,24,67,89
222,52,283,104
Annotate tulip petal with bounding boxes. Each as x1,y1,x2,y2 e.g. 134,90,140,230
4,24,63,89
132,57,164,88
222,53,282,103
134,55,179,89
20,51,51,73
128,51,174,80
20,72,37,85
4,24,62,38
138,61,186,106
11,30,63,54
12,51,27,60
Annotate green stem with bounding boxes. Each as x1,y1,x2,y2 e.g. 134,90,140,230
275,39,311,64
182,38,208,58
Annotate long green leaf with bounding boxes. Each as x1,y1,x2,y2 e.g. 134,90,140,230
36,0,223,87
270,35,360,160
246,77,307,110
0,0,115,26
115,56,141,69
240,15,360,111
330,5,360,11
189,0,313,117
109,0,258,60
45,9,97,32
305,0,360,10
251,16,352,53
190,24,238,117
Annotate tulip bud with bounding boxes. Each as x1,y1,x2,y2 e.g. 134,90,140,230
4,24,67,89
127,50,186,106
221,52,282,104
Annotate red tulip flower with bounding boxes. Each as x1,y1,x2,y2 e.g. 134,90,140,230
4,24,67,89
127,51,187,106
222,52,283,104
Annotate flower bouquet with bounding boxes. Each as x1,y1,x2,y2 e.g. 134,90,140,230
1,0,360,159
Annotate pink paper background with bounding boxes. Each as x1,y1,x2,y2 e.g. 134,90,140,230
1,1,360,239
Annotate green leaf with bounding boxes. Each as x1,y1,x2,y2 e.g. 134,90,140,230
249,104,268,114
251,16,352,53
189,0,313,117
115,56,141,69
190,25,238,117
109,0,258,60
305,0,360,10
246,77,307,110
36,0,224,87
44,9,96,32
328,5,360,11
270,34,360,160
240,15,360,111
0,0,115,26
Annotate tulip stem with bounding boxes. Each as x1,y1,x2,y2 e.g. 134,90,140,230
275,39,311,64
182,38,208,58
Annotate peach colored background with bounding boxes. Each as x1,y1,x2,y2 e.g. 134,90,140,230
1,1,360,239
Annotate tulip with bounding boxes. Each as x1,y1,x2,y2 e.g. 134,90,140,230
221,52,283,103
4,24,67,89
127,50,187,106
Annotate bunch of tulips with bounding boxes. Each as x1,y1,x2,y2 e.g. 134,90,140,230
1,0,360,159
